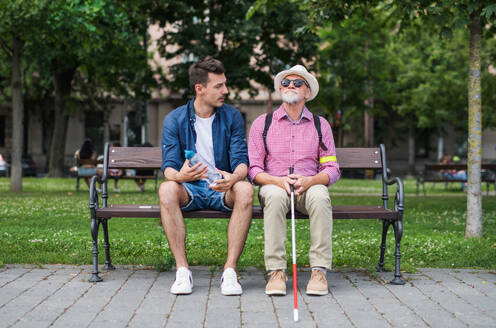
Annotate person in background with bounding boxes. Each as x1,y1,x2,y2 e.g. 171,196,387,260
451,156,467,191
74,138,99,189
439,155,455,179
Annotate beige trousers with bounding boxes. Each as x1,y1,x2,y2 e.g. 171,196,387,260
259,184,333,270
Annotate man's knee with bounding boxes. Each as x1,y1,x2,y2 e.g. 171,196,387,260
159,181,183,206
306,185,330,205
233,181,254,207
262,186,288,204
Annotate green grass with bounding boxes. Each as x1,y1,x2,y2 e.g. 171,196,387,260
0,177,495,273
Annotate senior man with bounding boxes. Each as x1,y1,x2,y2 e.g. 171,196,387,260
248,65,340,296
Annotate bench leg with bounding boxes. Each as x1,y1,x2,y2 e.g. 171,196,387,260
89,217,103,282
390,220,405,285
376,220,391,272
102,219,115,271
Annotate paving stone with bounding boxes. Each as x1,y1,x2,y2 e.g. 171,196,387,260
342,270,426,327
413,270,494,327
383,272,467,328
449,270,496,300
422,269,496,317
328,271,390,328
127,313,167,328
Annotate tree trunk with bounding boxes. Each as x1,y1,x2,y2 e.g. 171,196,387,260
10,36,23,192
437,134,444,163
466,13,482,238
408,125,416,176
48,66,76,177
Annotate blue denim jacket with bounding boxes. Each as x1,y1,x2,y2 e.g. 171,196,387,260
161,99,249,173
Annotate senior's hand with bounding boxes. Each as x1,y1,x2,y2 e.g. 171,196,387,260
209,169,237,192
176,159,208,183
276,175,297,195
289,173,311,196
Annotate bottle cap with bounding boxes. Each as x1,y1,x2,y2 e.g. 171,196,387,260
184,150,195,160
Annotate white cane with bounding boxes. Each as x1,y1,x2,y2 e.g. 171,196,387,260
289,166,299,322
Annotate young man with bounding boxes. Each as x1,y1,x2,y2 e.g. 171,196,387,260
248,65,340,296
159,57,253,296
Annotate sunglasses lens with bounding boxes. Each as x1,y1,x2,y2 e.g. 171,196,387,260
293,79,304,87
281,79,291,87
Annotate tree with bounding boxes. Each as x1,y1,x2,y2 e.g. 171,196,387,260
0,0,48,192
389,1,496,237
35,0,156,177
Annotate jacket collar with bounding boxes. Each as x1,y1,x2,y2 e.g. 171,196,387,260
187,98,221,123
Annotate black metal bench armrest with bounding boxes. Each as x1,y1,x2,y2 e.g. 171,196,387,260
380,144,404,213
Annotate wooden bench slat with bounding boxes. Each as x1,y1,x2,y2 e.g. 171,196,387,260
107,147,384,170
96,204,398,220
108,147,162,169
335,148,383,169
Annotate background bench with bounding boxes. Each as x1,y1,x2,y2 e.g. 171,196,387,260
416,163,496,195
76,157,158,191
88,143,405,285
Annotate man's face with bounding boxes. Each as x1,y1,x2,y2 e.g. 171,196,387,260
196,72,229,108
279,74,310,105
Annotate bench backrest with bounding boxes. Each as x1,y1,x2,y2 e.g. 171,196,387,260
106,146,383,170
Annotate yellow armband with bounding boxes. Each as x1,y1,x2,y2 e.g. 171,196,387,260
319,156,337,164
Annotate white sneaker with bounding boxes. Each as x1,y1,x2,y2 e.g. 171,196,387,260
221,268,242,296
170,267,193,295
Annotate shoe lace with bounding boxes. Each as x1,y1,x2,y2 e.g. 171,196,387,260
270,270,286,282
312,270,326,283
222,270,238,285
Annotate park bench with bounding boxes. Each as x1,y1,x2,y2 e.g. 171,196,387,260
76,157,158,192
416,163,496,196
88,143,406,285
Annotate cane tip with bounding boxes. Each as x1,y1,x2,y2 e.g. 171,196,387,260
293,309,299,322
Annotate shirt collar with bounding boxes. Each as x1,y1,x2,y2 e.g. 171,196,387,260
274,104,312,122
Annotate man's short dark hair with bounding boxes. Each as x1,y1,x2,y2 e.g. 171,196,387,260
189,56,225,90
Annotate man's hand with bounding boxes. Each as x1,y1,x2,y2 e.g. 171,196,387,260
176,159,208,183
288,173,312,196
209,169,238,193
276,175,297,195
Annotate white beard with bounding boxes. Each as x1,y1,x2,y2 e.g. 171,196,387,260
281,90,301,104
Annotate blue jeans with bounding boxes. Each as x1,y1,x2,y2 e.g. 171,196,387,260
181,180,232,212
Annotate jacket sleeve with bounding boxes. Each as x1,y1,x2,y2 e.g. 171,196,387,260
228,110,249,171
161,114,183,172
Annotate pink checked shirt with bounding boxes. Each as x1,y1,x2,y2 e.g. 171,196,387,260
248,105,340,185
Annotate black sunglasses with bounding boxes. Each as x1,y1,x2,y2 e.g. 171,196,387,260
281,78,309,88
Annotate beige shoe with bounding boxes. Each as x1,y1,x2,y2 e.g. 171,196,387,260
306,270,328,295
265,270,287,296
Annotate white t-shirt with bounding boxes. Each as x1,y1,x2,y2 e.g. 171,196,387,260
194,114,216,165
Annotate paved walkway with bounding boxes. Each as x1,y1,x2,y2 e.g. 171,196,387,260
0,265,494,328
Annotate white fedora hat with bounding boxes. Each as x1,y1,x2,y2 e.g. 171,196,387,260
274,64,319,101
